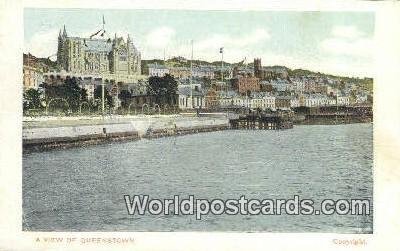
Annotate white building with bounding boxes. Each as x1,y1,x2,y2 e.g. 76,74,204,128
290,97,300,108
292,80,305,93
270,78,292,92
263,95,276,110
232,96,250,108
192,66,215,79
148,63,170,77
337,95,350,106
177,84,205,109
355,94,368,104
248,93,276,110
303,94,335,107
326,85,339,96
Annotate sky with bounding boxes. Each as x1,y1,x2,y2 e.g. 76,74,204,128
24,8,375,77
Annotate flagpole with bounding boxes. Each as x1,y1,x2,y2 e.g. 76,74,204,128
221,48,224,82
190,40,193,109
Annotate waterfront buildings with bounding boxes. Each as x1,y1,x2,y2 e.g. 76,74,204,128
24,26,372,114
233,76,260,95
204,88,219,109
250,93,276,110
337,95,350,106
290,97,300,108
178,84,205,109
275,96,292,110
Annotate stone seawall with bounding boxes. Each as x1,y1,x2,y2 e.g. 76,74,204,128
23,116,230,152
23,123,140,152
144,124,230,139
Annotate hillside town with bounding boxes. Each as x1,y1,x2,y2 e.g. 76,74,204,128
22,25,373,115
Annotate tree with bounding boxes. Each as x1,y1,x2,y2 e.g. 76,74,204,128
147,74,178,106
63,77,84,111
118,89,132,108
94,85,113,108
23,88,42,111
40,77,87,112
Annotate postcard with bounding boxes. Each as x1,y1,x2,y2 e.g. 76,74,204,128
1,0,399,250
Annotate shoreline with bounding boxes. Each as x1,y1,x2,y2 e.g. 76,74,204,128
22,115,372,153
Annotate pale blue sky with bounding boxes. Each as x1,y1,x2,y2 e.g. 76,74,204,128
24,8,375,77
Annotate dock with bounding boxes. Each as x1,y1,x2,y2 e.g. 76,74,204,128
229,114,293,130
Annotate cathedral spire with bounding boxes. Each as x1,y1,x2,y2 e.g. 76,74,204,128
62,25,67,37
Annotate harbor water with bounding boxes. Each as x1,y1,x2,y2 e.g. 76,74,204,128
22,123,373,232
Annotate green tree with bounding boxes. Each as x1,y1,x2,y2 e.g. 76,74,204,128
63,77,85,111
23,88,42,111
40,77,87,112
118,89,132,108
148,74,178,106
94,85,113,108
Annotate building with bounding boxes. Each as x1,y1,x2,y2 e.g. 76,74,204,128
355,94,368,104
177,85,205,109
250,93,276,111
148,63,169,77
233,76,260,95
23,54,47,90
275,96,292,110
326,85,339,96
263,94,276,110
291,79,305,93
301,94,336,107
337,95,350,106
23,65,44,90
260,81,273,92
204,87,219,109
270,79,291,92
169,67,191,80
192,66,215,79
57,25,141,83
254,58,263,79
290,97,300,108
232,96,250,108
211,81,230,92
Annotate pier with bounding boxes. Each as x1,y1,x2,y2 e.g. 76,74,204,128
229,114,293,130
293,105,373,125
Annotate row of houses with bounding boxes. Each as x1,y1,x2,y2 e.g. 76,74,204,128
147,63,230,80
177,83,351,111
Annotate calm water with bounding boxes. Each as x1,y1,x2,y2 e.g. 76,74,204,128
23,124,373,232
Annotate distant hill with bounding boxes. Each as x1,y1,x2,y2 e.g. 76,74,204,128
142,57,373,92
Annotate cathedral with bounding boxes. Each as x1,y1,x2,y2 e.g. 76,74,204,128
56,25,141,78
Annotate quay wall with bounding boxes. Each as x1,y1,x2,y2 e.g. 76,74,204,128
23,116,230,152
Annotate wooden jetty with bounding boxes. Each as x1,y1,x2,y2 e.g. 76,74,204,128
229,114,293,130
